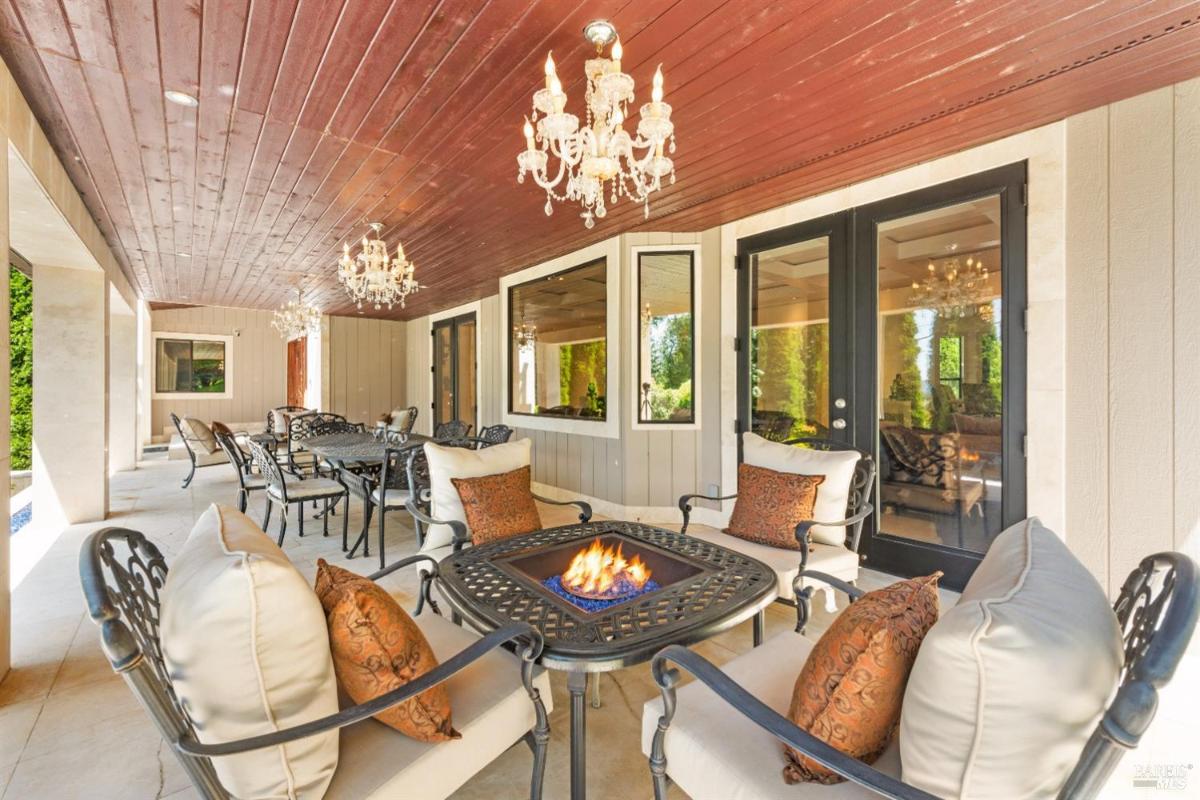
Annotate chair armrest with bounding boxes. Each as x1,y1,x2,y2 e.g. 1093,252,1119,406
794,502,874,568
404,499,469,549
648,645,939,800
531,493,592,523
793,567,868,634
176,623,543,758
678,492,738,534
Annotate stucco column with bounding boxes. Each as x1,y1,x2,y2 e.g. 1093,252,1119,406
108,286,136,473
32,263,108,526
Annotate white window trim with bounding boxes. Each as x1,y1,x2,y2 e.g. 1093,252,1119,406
151,331,234,400
629,243,702,431
428,299,483,430
500,236,621,439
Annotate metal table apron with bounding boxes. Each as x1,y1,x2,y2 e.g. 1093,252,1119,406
436,520,778,800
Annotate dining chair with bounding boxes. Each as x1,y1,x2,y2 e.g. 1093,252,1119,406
248,439,348,547
212,425,265,513
476,424,514,448
434,419,472,440
287,412,351,475
170,413,228,488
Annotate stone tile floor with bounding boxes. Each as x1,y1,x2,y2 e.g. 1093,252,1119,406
0,458,922,799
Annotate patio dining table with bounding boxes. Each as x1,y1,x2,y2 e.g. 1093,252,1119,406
302,430,432,468
436,520,779,800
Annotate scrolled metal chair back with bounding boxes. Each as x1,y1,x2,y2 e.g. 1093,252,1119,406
405,446,433,511
1058,552,1198,799
212,427,249,478
477,424,514,448
434,419,472,440
311,418,363,437
266,405,307,435
248,439,287,498
289,412,347,442
782,436,876,552
79,528,225,794
396,406,418,435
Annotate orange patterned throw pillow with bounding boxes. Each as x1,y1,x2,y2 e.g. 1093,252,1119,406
725,462,825,550
452,465,543,545
783,573,942,784
313,560,459,743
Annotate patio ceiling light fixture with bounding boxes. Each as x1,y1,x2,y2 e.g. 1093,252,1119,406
271,288,321,341
910,245,993,320
337,222,423,310
516,20,676,228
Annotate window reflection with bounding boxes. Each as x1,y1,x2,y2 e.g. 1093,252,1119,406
877,195,1004,553
155,338,227,393
509,259,607,420
638,251,694,423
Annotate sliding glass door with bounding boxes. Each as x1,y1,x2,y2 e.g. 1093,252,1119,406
737,163,1027,587
432,313,477,431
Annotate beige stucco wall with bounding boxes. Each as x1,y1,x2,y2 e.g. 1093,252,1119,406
1064,80,1200,596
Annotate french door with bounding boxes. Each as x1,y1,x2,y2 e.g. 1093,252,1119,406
432,313,477,431
737,163,1027,588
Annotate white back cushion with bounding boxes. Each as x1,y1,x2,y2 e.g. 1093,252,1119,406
741,432,861,546
182,416,219,454
423,438,533,550
161,504,339,799
900,518,1122,799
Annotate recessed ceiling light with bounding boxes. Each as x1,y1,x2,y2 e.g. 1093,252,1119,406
176,252,191,258
164,90,198,108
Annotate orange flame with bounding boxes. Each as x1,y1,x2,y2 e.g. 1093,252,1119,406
562,538,652,597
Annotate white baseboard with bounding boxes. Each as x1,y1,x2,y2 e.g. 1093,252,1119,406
532,481,730,529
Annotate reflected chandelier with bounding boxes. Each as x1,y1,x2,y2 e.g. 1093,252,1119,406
516,20,676,228
514,322,538,352
910,248,992,320
337,222,423,310
272,289,321,341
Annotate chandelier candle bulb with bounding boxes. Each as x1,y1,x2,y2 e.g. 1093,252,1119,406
611,40,622,73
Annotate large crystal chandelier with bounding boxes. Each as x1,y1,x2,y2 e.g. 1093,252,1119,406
516,20,676,228
337,222,422,310
271,289,321,341
514,321,538,352
910,247,993,320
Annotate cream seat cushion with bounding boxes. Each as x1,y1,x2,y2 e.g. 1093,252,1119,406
182,416,219,454
742,433,862,546
900,517,1123,799
424,438,532,549
193,447,229,467
160,504,339,799
685,526,858,601
641,629,899,799
270,476,346,501
326,611,552,800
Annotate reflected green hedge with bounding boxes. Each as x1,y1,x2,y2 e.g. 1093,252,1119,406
11,267,32,470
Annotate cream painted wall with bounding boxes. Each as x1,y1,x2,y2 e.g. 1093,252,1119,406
150,306,287,437
325,315,407,426
1065,80,1200,595
108,290,137,473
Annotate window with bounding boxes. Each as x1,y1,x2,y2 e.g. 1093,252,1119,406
636,250,696,424
508,258,607,420
154,336,229,396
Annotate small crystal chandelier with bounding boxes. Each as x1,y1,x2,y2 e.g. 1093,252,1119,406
337,222,422,310
271,288,321,341
640,301,653,327
514,322,538,352
911,246,993,320
516,20,676,228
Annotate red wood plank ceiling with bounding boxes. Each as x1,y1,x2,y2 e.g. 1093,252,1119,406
1,1,1197,320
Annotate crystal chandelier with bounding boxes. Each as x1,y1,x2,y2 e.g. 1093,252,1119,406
337,222,422,310
516,20,676,228
640,301,653,327
910,248,993,320
271,289,321,341
514,322,538,352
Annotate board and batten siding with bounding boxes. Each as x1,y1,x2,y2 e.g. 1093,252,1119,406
150,306,286,437
325,315,407,426
1064,78,1200,596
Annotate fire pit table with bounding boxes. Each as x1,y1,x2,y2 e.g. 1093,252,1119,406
436,520,778,800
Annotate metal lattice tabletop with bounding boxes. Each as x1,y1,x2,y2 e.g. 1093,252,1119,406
304,432,429,465
437,520,779,672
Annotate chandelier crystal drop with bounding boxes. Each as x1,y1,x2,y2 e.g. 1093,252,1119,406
516,21,676,228
910,247,993,320
337,222,423,310
272,289,321,341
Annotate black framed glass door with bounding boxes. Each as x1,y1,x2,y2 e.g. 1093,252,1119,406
736,211,854,448
432,313,477,431
736,163,1027,589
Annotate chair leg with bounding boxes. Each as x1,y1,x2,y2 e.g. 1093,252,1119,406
323,498,330,537
238,488,247,513
298,504,305,537
181,457,196,489
341,494,349,550
278,506,288,548
752,610,765,647
378,504,387,572
262,498,273,531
